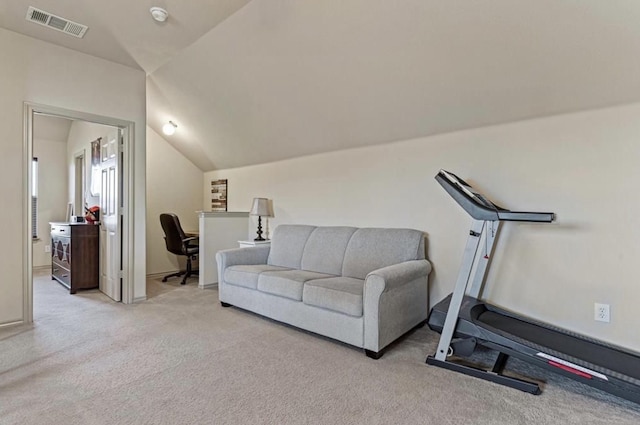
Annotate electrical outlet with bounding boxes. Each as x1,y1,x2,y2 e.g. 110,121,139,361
44,245,51,253
594,303,610,323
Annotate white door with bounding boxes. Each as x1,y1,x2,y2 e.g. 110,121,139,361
99,130,122,301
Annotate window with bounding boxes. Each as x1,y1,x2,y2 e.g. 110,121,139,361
32,157,38,239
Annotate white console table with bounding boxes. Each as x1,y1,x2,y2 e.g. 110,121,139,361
198,211,249,288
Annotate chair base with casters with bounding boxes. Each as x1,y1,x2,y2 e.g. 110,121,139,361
161,257,199,285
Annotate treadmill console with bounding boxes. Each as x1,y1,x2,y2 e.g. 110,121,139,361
439,170,497,210
436,169,555,223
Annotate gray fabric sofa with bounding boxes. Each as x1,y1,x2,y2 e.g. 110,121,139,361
216,224,431,358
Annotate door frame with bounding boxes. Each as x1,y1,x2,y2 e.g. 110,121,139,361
23,102,136,323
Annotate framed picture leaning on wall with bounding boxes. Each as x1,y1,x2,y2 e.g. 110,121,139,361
211,179,228,212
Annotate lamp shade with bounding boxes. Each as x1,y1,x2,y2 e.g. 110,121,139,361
250,198,273,217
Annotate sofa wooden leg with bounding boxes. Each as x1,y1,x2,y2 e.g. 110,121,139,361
365,349,384,360
220,302,233,308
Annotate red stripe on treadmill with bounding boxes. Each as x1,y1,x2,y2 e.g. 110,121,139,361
548,360,592,379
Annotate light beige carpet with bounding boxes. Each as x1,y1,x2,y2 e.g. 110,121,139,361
1,272,639,425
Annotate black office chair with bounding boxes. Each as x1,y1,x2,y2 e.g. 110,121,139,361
159,213,199,285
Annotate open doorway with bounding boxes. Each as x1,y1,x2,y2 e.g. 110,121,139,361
23,103,136,324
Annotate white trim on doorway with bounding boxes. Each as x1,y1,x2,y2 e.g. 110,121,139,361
23,102,137,324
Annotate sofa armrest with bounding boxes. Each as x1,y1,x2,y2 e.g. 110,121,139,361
363,259,431,354
365,259,431,293
217,245,270,267
216,245,270,285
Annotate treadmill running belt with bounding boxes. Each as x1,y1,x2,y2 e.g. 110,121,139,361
478,310,640,381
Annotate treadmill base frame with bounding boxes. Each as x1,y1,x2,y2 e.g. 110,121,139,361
426,354,542,395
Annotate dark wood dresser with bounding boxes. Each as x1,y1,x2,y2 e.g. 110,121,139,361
50,222,99,294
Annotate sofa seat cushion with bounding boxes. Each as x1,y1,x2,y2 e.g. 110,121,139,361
225,265,292,289
258,270,336,301
302,277,365,317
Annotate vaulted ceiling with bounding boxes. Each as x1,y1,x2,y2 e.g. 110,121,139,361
3,1,640,171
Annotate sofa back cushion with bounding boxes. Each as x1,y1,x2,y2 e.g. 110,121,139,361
267,225,316,269
300,227,358,275
268,225,426,279
341,228,425,280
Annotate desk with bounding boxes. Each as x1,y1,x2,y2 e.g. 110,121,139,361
238,240,271,248
185,231,199,238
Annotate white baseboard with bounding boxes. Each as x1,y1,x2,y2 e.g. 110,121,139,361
0,319,25,329
133,295,147,303
146,271,176,279
32,265,50,272
199,282,218,289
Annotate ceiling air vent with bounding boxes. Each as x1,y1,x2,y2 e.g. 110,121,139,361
25,6,88,38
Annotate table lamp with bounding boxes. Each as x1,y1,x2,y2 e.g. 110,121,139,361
250,198,274,241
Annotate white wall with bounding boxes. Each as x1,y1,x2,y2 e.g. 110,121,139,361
0,27,146,325
146,126,203,275
204,102,640,352
32,138,67,267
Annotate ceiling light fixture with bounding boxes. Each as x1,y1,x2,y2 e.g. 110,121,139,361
150,7,169,23
162,121,177,136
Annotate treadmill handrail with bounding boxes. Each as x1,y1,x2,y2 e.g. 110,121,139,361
436,170,555,223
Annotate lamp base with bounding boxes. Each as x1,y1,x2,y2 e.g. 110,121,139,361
254,216,265,241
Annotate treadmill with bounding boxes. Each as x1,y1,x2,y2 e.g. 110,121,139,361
426,169,640,404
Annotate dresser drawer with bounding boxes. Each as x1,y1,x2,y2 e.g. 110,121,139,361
51,236,71,268
51,224,70,237
52,264,71,288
